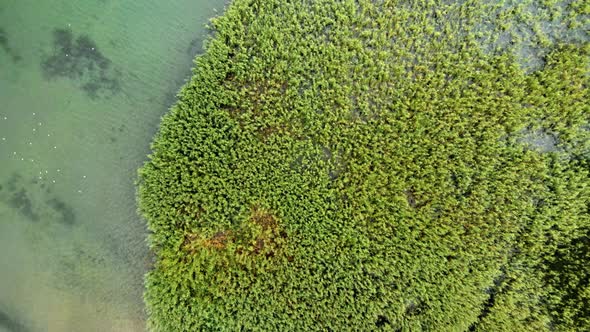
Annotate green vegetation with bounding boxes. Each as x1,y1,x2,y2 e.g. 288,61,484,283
138,0,589,330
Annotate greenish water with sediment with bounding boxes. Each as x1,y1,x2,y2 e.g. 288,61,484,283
0,1,225,331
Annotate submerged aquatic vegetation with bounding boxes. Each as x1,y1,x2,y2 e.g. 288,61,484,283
0,173,78,227
138,0,589,331
0,308,29,332
41,28,121,99
0,27,22,63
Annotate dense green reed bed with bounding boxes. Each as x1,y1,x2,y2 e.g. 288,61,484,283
138,0,589,330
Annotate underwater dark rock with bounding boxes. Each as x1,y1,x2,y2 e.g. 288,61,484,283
41,28,121,99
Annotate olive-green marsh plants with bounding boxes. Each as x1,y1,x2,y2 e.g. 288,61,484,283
138,0,589,330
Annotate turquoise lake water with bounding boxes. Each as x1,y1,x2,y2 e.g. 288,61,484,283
0,1,226,331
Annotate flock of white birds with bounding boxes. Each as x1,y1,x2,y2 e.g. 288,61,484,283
1,112,87,193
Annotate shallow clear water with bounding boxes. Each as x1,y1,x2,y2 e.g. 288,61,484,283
0,1,225,331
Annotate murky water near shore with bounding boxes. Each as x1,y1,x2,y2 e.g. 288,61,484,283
0,1,225,331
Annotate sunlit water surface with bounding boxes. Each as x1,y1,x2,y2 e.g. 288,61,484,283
0,1,225,331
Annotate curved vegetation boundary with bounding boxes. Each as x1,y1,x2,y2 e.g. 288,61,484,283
138,0,589,331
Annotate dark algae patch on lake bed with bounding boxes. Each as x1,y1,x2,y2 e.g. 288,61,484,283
138,0,589,331
41,28,121,99
0,173,78,227
0,27,22,63
0,308,29,332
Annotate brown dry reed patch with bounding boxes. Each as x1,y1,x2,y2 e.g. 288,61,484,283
182,205,286,258
182,230,232,254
